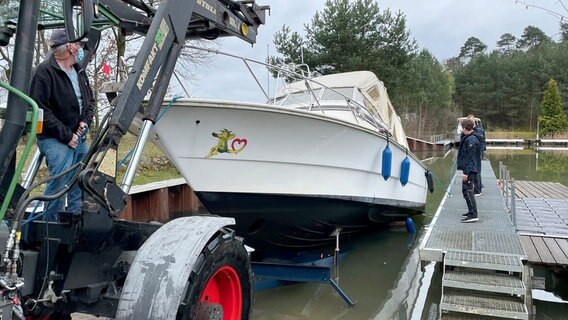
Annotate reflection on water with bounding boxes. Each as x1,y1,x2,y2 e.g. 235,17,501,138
251,149,568,319
252,231,425,320
487,149,568,186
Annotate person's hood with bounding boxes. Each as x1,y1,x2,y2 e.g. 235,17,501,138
471,129,483,142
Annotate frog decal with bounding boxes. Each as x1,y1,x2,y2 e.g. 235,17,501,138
206,129,248,158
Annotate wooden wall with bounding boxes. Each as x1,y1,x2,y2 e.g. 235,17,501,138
120,178,204,222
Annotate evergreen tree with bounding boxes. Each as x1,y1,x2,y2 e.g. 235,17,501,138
517,25,551,49
459,37,487,59
539,79,567,137
270,0,417,100
497,33,517,53
561,22,568,42
398,49,452,137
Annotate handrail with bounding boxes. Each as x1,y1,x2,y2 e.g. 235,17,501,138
498,161,517,230
185,45,391,132
0,81,39,221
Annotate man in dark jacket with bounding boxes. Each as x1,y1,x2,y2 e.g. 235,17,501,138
469,115,485,196
457,118,480,223
30,29,95,221
461,115,485,195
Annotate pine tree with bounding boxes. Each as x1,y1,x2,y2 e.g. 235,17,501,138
539,79,567,137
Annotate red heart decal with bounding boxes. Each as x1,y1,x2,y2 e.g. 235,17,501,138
231,138,248,152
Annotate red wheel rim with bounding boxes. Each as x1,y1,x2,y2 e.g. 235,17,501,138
199,266,242,320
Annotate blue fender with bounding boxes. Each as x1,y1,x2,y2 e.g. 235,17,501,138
405,217,416,234
382,145,392,180
400,156,410,186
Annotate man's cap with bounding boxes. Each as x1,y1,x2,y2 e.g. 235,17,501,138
49,29,88,48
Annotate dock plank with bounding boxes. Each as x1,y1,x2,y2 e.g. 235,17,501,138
514,181,535,198
519,236,541,264
527,181,548,198
543,237,568,264
531,236,556,264
516,187,529,199
556,238,568,260
552,182,568,198
515,180,568,199
536,182,555,198
541,182,567,199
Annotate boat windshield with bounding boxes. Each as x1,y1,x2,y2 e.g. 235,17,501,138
279,87,355,106
280,89,321,105
320,87,355,101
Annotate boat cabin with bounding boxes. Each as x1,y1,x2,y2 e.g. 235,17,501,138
273,71,409,148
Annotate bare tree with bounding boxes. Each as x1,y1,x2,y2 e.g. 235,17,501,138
515,0,568,21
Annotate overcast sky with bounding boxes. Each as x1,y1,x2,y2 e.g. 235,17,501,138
179,0,564,103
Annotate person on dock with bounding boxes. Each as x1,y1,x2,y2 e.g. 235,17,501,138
457,118,480,223
468,114,485,196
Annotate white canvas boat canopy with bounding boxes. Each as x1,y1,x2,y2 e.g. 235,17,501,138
275,71,409,148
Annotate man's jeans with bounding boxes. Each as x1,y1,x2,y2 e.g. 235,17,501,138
37,137,88,221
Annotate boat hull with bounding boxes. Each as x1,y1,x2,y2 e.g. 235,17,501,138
196,191,423,250
147,99,429,251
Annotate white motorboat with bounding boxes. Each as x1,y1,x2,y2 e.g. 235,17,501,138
143,70,432,251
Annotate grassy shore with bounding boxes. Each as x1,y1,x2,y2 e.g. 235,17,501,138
485,131,535,139
486,131,568,139
19,133,180,192
116,134,181,185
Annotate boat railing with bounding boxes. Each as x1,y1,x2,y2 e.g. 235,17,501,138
271,62,389,131
185,45,390,134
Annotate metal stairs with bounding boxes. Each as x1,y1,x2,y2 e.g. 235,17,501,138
440,251,529,319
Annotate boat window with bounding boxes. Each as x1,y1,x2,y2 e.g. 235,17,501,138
320,87,354,101
367,85,381,101
281,90,320,105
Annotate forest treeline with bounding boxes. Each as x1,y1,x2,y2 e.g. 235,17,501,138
1,0,564,139
271,0,568,138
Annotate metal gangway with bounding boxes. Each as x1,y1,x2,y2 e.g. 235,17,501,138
420,160,530,319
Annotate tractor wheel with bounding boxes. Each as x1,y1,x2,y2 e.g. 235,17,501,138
176,229,252,320
115,216,248,320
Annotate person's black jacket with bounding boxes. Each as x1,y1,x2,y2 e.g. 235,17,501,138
471,129,484,169
30,55,95,144
457,133,481,175
474,125,486,151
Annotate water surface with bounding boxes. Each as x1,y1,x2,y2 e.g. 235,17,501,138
251,149,568,320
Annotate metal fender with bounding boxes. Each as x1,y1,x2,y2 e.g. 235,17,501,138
115,215,235,320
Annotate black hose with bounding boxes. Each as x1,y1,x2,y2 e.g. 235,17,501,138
13,162,84,227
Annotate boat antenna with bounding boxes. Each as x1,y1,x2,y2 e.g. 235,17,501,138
300,46,304,64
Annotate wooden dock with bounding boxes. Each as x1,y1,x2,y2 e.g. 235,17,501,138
508,180,568,269
407,136,452,152
486,138,568,149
